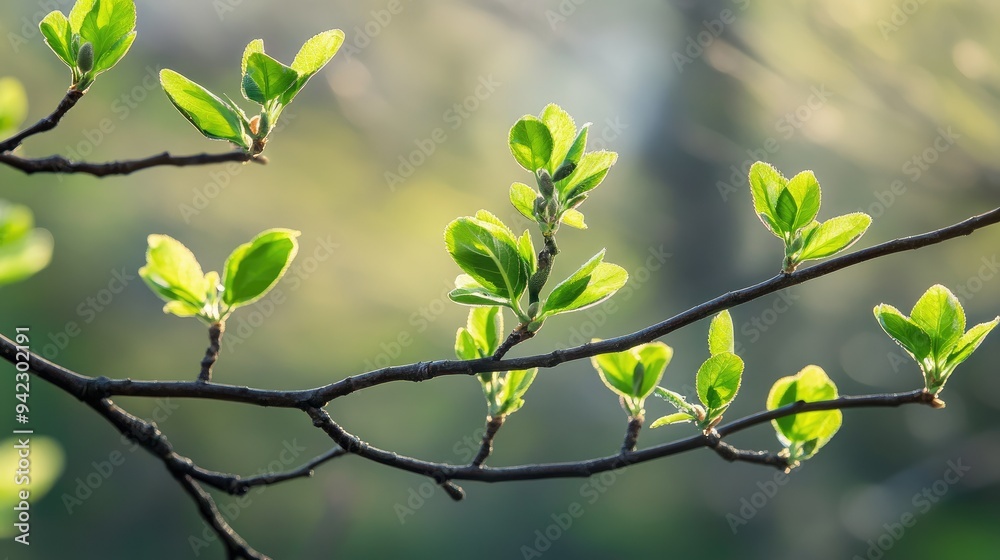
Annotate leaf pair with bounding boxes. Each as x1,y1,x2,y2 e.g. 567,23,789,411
874,284,998,395
0,200,54,287
766,365,842,464
455,307,537,418
160,30,344,151
509,104,617,231
651,311,744,430
40,0,137,90
445,211,627,324
592,341,673,418
749,162,872,272
139,229,299,325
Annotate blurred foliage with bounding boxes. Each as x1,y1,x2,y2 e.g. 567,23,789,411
1,0,999,559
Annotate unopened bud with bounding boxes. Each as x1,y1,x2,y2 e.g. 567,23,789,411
76,42,94,74
537,169,554,198
552,161,575,182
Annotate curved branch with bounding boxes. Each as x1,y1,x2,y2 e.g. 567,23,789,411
3,204,990,408
0,89,85,152
306,389,932,483
0,149,265,176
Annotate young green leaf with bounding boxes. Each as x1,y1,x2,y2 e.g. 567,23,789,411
242,52,298,104
455,327,479,361
517,231,537,275
563,124,590,168
540,104,577,173
558,150,618,202
39,11,75,67
160,70,250,148
509,116,553,172
242,39,264,74
282,29,344,104
221,228,300,309
650,412,695,429
785,170,821,232
773,188,798,235
873,303,931,361
449,275,512,307
909,284,965,361
465,306,503,357
444,214,529,303
944,317,999,374
796,213,872,261
696,352,744,411
592,341,672,416
138,234,208,309
708,310,734,356
539,250,628,318
560,208,587,229
509,182,538,222
766,365,842,460
496,368,537,415
74,0,136,77
748,161,786,234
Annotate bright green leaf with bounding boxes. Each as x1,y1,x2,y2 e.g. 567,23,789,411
558,150,617,201
910,284,965,361
466,306,502,357
797,212,872,261
785,170,821,232
444,214,529,302
748,161,786,233
650,412,695,429
139,234,208,309
455,328,478,360
243,52,299,104
222,228,300,308
0,231,53,286
242,39,264,74
873,303,931,361
76,0,136,76
449,274,512,307
708,310,734,356
592,341,672,405
160,69,249,148
291,29,345,76
92,31,135,75
39,11,75,67
945,317,999,373
497,368,537,415
766,365,842,455
540,103,576,173
560,208,587,229
509,116,553,172
696,352,744,411
517,230,536,274
563,124,589,167
774,188,797,235
510,182,538,222
540,250,628,318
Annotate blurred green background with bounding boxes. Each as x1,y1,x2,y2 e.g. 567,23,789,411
3,0,1000,558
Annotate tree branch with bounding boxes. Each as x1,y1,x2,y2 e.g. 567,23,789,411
199,323,224,383
0,89,85,153
5,204,989,408
0,149,265,176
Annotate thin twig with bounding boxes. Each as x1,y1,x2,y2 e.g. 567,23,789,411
305,389,931,484
0,89,85,152
87,398,271,560
470,415,505,467
0,149,264,176
199,323,225,383
622,415,643,453
187,448,346,495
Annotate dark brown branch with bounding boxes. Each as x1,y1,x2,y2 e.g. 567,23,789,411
305,389,931,484
470,415,505,467
86,398,271,560
493,326,534,360
622,415,643,453
0,149,264,176
0,89,85,152
705,431,790,471
199,323,224,383
9,204,990,408
186,447,346,496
